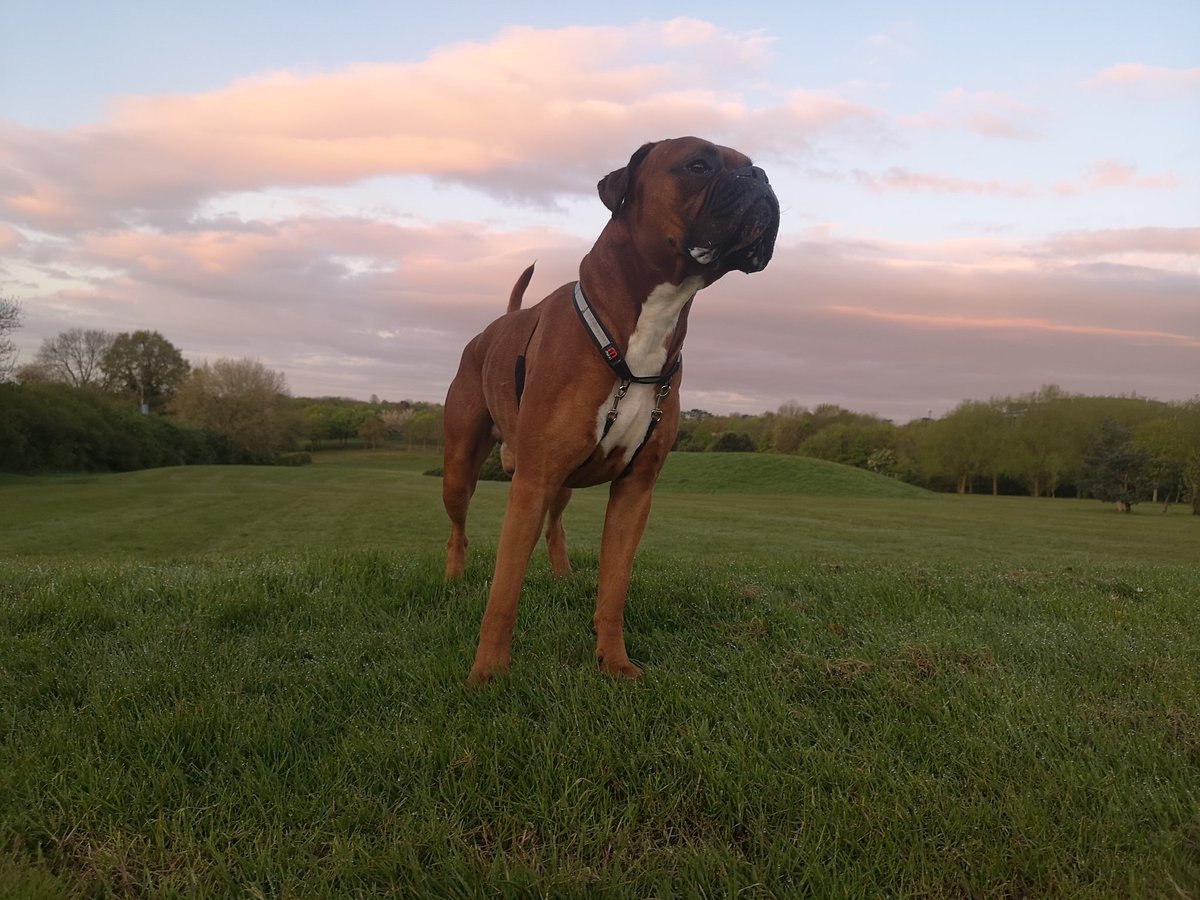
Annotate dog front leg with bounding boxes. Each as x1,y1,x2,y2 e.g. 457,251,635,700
469,474,552,684
593,473,656,679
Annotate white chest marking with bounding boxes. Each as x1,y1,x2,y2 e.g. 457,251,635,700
594,278,701,464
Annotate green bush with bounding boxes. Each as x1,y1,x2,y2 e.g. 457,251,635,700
0,382,239,473
710,432,757,453
423,446,510,481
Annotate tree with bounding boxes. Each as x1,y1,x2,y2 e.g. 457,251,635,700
711,431,757,452
380,407,414,440
866,448,897,476
0,296,21,381
330,406,368,445
1078,419,1153,512
172,358,300,460
1175,400,1200,516
102,330,190,412
302,403,337,448
357,416,388,449
917,400,1009,494
34,328,115,388
406,406,444,450
800,421,894,469
1136,399,1200,514
1001,388,1077,498
772,402,811,453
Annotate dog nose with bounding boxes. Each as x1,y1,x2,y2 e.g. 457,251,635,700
735,165,769,184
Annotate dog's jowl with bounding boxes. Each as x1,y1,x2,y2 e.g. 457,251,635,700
442,136,780,684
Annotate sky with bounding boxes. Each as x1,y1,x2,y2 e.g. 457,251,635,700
1,1,1197,422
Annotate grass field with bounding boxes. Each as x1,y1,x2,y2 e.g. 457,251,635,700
2,452,1198,896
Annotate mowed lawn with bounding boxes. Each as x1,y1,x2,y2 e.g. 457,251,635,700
1,452,1198,896
0,450,1193,568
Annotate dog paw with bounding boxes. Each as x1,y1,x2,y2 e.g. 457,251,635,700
468,654,510,686
596,654,643,680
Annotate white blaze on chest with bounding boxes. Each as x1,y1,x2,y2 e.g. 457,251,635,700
594,278,701,464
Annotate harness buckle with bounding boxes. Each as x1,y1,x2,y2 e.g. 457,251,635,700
607,381,631,423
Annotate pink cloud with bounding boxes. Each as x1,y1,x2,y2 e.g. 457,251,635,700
853,167,1035,197
0,223,24,254
1087,63,1200,98
823,305,1200,348
0,20,871,232
851,161,1183,201
1054,160,1182,196
1039,226,1200,258
11,218,1198,421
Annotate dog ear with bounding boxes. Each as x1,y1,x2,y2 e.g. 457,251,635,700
597,142,655,215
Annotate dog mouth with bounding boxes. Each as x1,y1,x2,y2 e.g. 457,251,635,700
686,174,780,275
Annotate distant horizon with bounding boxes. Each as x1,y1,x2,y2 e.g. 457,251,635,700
3,4,1196,423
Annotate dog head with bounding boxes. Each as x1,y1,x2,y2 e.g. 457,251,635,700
597,136,780,284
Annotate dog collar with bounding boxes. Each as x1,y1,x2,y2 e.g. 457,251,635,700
572,281,682,387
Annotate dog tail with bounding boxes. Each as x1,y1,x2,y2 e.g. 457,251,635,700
507,263,535,313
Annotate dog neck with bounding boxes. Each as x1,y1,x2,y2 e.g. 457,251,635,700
624,279,699,379
578,235,699,366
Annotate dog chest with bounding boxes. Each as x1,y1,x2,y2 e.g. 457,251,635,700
591,278,699,464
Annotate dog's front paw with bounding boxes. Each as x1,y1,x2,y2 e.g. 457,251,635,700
467,651,511,686
596,653,643,680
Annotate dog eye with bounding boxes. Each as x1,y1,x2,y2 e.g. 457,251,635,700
686,159,712,175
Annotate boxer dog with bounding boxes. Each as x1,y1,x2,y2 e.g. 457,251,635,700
442,136,780,683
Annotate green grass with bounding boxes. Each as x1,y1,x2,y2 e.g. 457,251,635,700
0,451,1193,569
656,451,930,498
2,452,1198,896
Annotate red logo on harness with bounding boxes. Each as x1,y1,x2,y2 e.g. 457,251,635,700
604,346,619,361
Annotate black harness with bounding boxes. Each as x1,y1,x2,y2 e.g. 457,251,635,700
514,281,682,467
571,281,681,447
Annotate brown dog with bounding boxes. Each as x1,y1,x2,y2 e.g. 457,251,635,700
442,136,780,683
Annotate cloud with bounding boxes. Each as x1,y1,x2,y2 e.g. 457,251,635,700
2,21,1195,421
1038,226,1200,259
0,19,877,232
0,223,24,254
822,306,1200,348
1086,63,1200,98
846,160,1182,200
12,215,1196,422
900,88,1049,140
1053,160,1182,196
852,167,1035,197
678,234,1199,417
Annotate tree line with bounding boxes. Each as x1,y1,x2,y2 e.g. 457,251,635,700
2,309,1196,513
0,318,446,472
677,386,1200,513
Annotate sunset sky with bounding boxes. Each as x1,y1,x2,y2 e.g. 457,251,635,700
2,1,1197,421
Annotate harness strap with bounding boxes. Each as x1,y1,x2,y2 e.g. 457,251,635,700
573,281,682,471
514,317,540,407
573,282,680,386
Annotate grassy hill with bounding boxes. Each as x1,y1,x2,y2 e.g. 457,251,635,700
0,451,1193,568
656,451,929,498
1,450,1198,895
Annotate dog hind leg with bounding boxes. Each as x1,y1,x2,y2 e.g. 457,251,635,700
442,387,496,580
545,487,573,577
